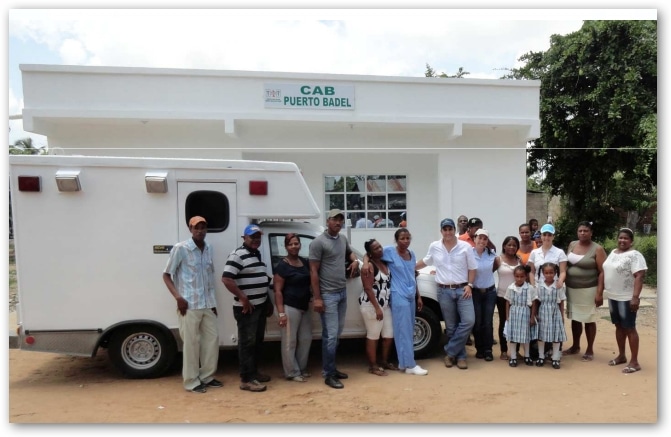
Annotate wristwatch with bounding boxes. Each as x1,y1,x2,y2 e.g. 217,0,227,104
278,313,287,317
467,283,474,288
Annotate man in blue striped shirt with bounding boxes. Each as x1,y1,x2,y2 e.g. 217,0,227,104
163,216,222,394
222,224,273,392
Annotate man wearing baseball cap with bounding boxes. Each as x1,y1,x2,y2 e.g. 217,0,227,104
309,208,360,389
416,217,477,370
163,216,222,393
222,223,273,392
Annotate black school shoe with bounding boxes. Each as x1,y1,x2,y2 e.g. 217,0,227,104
325,376,344,389
334,369,348,379
484,351,494,361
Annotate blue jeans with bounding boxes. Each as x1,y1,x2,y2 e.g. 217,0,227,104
438,287,475,360
472,286,497,354
233,303,267,383
320,289,347,377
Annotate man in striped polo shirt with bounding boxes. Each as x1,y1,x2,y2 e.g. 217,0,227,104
222,224,273,392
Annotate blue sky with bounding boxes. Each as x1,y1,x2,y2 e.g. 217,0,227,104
3,6,658,150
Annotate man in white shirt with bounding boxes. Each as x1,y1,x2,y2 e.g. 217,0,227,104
416,218,477,370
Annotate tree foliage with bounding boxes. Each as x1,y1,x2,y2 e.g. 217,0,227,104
9,137,45,155
425,63,470,78
508,21,657,239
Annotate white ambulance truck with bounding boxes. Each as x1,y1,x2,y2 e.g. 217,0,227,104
9,154,443,378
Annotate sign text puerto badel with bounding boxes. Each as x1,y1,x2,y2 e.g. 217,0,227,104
264,83,355,110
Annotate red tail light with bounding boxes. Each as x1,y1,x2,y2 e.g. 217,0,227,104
17,176,41,192
249,180,268,195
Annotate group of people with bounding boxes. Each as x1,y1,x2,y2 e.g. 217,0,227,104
161,210,648,394
436,216,647,374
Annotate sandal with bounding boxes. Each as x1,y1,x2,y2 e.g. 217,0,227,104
622,366,641,374
509,358,517,367
552,360,560,369
500,352,509,361
608,358,627,366
535,358,545,367
524,357,533,366
368,366,388,376
562,347,580,356
380,362,399,371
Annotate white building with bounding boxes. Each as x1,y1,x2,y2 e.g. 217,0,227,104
19,64,540,252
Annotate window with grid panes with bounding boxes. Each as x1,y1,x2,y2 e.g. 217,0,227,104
324,175,406,229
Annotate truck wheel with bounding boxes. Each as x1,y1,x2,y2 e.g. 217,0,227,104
108,325,176,379
414,306,441,359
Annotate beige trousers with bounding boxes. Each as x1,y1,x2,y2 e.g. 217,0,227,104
178,308,219,390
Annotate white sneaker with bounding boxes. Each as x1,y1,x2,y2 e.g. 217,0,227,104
405,365,428,375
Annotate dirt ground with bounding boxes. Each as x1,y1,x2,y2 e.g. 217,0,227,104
8,298,658,424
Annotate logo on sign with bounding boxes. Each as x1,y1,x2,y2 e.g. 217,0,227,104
265,88,282,103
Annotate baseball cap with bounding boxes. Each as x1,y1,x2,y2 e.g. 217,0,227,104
243,224,263,236
327,209,345,219
475,229,489,238
440,218,456,228
188,216,207,227
373,214,380,220
540,223,556,234
468,217,483,227
532,231,541,239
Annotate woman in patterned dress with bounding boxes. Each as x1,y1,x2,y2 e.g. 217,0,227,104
359,239,394,376
535,262,567,369
504,265,538,367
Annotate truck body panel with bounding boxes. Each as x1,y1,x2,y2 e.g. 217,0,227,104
9,154,442,377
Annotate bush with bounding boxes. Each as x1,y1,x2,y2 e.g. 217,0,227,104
601,233,657,287
552,212,620,252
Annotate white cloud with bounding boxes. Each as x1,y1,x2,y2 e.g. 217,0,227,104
59,38,89,64
8,9,587,78
5,7,656,148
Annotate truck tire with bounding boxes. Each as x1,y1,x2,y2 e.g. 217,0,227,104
414,306,441,359
108,325,176,379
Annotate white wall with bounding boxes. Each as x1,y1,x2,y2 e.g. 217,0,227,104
20,65,536,255
248,151,433,253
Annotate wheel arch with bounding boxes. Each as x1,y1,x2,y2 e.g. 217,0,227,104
95,319,178,354
421,298,443,322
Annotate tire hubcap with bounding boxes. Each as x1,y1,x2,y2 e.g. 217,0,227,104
414,319,430,350
122,333,161,369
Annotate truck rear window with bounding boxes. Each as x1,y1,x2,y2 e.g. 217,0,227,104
185,190,230,233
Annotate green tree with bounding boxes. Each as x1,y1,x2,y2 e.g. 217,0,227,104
425,63,470,78
507,21,657,240
9,137,45,155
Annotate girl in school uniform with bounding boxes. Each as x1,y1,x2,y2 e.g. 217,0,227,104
535,262,568,369
505,265,538,367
